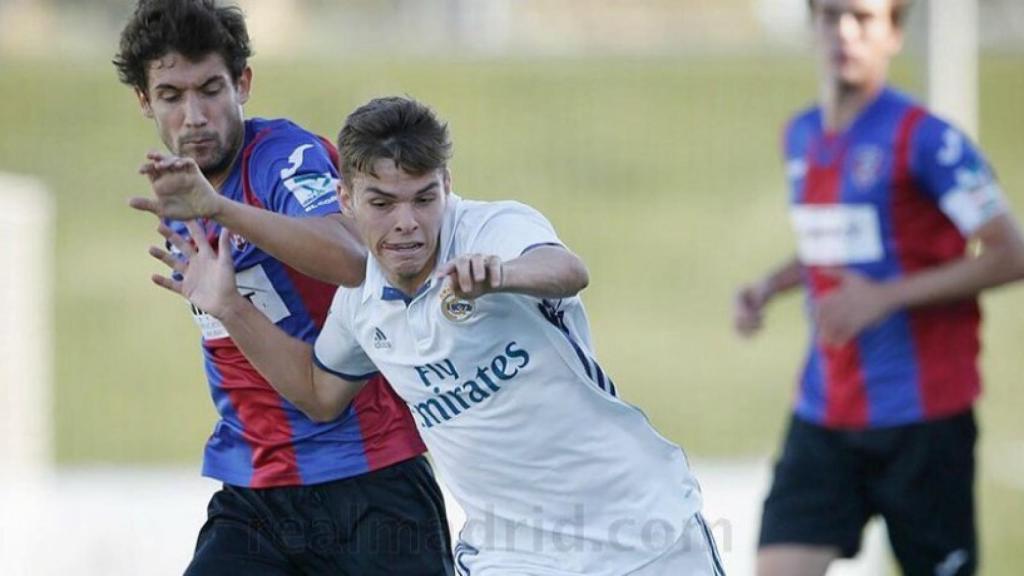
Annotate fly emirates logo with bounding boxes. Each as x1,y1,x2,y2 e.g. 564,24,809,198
411,342,531,429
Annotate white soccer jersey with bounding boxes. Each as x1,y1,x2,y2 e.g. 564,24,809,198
315,195,703,575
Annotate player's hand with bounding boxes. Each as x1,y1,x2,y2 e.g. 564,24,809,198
437,253,504,300
814,269,895,346
734,281,772,337
149,220,242,319
131,151,222,220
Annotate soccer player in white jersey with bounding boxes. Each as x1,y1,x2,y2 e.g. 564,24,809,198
149,96,724,576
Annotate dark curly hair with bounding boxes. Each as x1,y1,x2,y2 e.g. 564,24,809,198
113,0,252,93
337,97,453,184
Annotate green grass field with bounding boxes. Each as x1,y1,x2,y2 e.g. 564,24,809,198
1,54,1021,571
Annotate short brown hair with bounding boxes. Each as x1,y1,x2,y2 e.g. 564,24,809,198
807,0,912,29
337,97,453,184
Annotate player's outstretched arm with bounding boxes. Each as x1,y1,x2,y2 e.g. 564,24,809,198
134,152,367,287
438,245,589,300
734,256,802,337
149,221,366,422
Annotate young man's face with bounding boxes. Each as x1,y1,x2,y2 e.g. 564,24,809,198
136,51,251,180
812,0,903,93
341,160,451,294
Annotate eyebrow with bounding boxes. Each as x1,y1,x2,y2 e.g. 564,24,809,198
152,76,226,93
364,181,439,198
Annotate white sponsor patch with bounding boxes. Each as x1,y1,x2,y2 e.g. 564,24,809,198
283,172,338,212
939,168,1006,235
191,264,291,340
790,204,884,265
786,157,807,181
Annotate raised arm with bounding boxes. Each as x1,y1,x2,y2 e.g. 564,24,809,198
134,153,366,287
438,244,589,300
150,220,366,422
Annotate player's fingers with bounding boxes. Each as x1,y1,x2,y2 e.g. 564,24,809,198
179,156,200,173
455,257,473,294
151,273,183,295
470,254,487,283
153,154,181,171
485,256,502,289
184,220,212,255
129,196,159,215
158,223,195,257
435,260,458,280
218,228,233,263
149,246,186,274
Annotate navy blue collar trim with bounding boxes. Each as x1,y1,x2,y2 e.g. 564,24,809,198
381,281,432,304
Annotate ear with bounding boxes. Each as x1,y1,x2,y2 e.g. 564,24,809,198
135,88,154,119
442,167,452,195
237,66,253,105
339,180,355,214
889,27,905,55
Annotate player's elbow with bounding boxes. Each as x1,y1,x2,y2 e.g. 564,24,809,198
564,253,590,295
569,259,590,295
334,253,368,288
990,235,1024,284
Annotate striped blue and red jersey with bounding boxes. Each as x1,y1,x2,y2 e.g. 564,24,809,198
170,118,425,487
784,88,1006,429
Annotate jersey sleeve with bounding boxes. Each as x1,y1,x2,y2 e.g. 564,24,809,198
313,290,378,381
468,201,565,261
910,115,1006,236
248,131,341,218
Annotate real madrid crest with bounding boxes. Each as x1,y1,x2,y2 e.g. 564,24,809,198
440,285,474,322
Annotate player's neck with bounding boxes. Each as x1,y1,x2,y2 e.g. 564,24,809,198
821,80,885,134
204,141,244,191
386,251,441,300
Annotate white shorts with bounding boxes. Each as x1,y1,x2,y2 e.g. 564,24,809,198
627,513,726,576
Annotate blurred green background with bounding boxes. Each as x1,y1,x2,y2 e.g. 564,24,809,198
0,52,1021,570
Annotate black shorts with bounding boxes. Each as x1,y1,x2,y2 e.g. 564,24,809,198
185,455,454,576
759,410,977,575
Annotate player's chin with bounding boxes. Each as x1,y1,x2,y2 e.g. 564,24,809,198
385,255,428,279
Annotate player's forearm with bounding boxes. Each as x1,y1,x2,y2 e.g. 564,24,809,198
210,197,367,287
759,257,803,301
501,246,590,299
217,296,352,422
877,215,1024,310
879,235,1024,311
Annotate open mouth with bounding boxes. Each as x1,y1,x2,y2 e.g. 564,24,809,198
383,241,424,253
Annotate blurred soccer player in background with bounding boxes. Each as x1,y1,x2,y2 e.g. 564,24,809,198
116,1,452,574
733,0,1024,574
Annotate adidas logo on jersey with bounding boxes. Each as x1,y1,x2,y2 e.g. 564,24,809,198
373,327,392,349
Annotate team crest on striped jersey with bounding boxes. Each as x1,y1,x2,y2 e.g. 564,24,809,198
850,145,885,189
440,285,474,323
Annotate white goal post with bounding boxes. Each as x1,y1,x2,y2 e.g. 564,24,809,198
926,0,979,139
0,172,54,480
